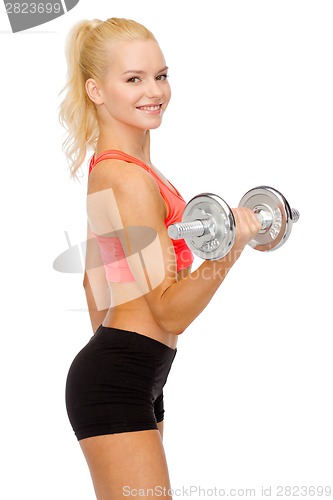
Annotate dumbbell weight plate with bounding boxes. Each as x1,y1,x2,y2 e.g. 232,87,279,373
238,186,294,251
183,193,236,260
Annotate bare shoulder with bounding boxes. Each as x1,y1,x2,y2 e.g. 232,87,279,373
87,158,167,225
88,158,159,196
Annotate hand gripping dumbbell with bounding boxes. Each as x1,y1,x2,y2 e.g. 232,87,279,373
167,186,300,260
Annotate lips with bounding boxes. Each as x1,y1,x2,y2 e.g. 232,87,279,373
136,104,163,113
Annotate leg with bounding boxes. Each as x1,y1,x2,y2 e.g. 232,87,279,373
79,429,172,500
154,392,165,440
157,420,164,439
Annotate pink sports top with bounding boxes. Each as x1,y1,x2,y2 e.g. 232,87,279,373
88,150,194,282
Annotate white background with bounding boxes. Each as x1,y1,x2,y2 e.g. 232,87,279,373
1,1,332,498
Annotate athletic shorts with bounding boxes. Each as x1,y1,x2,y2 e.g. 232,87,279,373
65,325,177,441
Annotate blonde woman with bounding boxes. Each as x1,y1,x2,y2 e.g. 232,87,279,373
59,17,261,500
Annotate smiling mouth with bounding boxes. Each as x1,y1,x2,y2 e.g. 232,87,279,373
136,104,163,112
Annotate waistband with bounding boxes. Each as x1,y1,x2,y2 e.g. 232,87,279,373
95,324,177,358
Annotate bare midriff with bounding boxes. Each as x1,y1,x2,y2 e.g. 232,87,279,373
102,265,192,349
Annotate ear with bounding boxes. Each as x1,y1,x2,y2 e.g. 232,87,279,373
85,78,104,105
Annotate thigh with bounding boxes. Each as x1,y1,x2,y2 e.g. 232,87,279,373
157,420,164,439
154,392,165,439
79,429,172,500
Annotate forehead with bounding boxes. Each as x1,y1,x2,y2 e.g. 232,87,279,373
106,39,166,72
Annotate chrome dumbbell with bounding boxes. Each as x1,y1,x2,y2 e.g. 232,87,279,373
167,186,300,260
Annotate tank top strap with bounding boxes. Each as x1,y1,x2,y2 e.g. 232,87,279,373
89,149,183,200
88,149,152,175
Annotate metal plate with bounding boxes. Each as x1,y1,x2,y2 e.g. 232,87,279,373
183,193,236,260
238,186,293,251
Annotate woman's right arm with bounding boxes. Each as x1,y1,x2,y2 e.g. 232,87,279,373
87,161,261,335
146,207,261,335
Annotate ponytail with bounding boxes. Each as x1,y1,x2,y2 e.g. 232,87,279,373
58,19,102,179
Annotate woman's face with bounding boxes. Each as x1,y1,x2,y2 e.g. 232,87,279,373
94,39,171,131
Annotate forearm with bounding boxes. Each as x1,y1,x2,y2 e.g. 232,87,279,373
157,248,242,334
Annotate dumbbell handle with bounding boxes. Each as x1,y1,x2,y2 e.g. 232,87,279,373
168,206,300,241
168,218,212,240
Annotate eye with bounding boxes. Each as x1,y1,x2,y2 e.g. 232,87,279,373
156,73,169,81
127,76,141,83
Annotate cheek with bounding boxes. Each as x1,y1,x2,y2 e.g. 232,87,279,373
165,83,171,102
163,87,171,109
114,86,143,107
110,86,127,103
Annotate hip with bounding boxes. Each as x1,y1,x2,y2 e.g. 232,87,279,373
66,325,177,399
102,306,178,349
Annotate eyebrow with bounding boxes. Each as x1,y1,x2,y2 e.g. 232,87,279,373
122,66,169,75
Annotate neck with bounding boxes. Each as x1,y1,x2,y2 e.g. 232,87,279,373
96,122,151,164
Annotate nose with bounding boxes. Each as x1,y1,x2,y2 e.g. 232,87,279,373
145,78,163,100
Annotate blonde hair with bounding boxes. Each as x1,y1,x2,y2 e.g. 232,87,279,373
58,18,157,179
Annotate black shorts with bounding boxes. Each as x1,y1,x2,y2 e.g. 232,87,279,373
65,325,177,441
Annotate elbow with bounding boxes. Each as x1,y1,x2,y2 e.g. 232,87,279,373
150,291,187,335
154,312,187,336
161,323,186,336
167,320,186,336
172,327,186,336
150,285,187,335
83,272,89,289
164,325,185,336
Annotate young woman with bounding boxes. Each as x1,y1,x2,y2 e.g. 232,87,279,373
59,17,261,500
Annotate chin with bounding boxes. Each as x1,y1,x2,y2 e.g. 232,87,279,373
148,121,163,130
131,118,163,131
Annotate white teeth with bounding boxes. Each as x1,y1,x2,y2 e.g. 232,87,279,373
139,105,161,111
